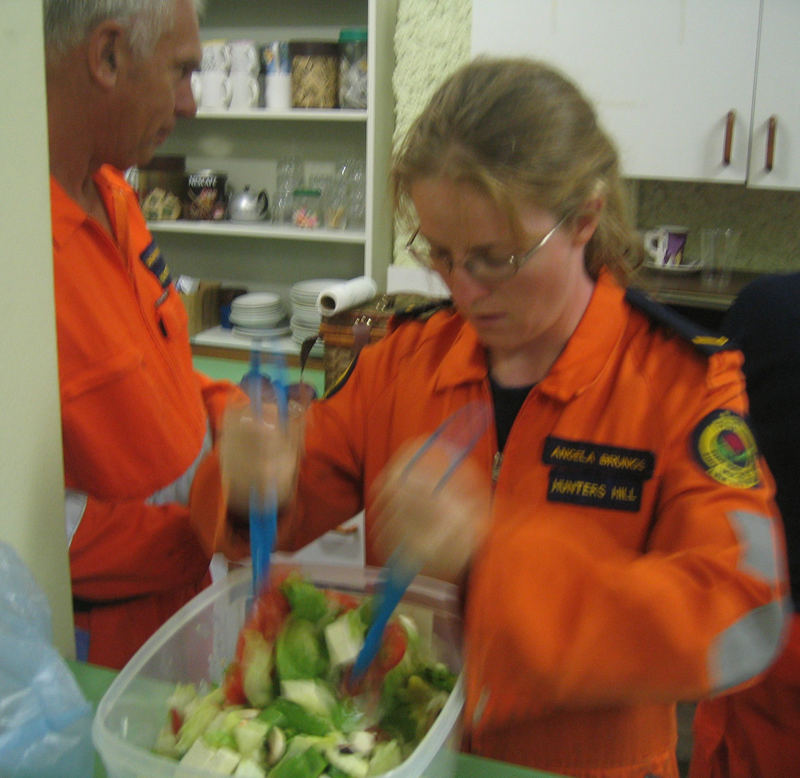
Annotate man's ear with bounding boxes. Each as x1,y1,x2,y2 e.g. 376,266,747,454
571,196,605,247
87,21,124,87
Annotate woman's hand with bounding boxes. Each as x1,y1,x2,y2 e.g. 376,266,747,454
370,437,491,584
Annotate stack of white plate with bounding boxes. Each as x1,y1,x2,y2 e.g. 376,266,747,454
229,292,289,337
289,279,338,357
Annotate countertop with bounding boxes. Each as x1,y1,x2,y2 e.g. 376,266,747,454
69,660,560,778
630,266,761,311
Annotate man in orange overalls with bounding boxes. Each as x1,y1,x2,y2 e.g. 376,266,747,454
44,0,249,669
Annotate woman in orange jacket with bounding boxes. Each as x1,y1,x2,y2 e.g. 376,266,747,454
224,57,790,778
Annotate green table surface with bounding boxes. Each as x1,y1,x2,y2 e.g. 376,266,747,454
69,660,559,778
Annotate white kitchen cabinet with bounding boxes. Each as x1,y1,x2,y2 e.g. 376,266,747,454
746,0,800,189
472,0,799,189
153,0,397,357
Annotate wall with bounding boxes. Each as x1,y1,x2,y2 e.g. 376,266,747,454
0,2,75,656
392,1,800,273
635,179,800,272
391,0,472,262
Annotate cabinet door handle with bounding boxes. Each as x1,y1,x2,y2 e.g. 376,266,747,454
723,110,735,166
765,115,777,172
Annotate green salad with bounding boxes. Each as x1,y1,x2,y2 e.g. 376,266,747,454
153,570,457,777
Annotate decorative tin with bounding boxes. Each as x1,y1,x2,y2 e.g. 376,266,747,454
183,169,228,220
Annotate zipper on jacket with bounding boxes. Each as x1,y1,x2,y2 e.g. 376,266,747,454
491,450,503,483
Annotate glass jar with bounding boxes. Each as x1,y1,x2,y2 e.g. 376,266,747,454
292,188,322,228
338,27,368,109
347,186,365,230
289,41,339,108
324,179,348,230
276,154,304,191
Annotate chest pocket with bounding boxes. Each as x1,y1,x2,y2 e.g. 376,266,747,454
154,285,190,343
61,338,203,500
61,347,141,403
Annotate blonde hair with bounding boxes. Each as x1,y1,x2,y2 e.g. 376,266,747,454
391,57,642,281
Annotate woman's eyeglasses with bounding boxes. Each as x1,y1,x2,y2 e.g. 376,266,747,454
405,216,566,284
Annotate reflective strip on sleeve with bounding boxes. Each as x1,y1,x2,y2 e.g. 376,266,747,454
709,597,791,693
65,489,88,547
706,509,789,692
728,509,783,584
146,423,213,507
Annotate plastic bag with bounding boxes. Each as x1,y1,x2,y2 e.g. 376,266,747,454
0,542,93,777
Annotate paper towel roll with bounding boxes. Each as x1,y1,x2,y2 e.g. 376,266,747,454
317,276,378,316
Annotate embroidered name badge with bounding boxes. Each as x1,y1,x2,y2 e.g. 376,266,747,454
543,436,655,512
547,468,644,511
543,437,655,477
692,409,760,489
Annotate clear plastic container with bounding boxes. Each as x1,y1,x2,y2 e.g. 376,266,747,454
92,559,465,778
339,27,368,109
292,188,322,228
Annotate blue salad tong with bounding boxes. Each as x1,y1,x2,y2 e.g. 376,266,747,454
351,400,490,679
243,342,289,596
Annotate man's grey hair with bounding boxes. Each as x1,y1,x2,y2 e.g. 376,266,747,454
43,0,205,62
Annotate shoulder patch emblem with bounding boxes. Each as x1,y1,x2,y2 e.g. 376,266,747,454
691,409,760,489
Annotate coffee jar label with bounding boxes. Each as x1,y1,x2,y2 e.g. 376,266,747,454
184,172,227,220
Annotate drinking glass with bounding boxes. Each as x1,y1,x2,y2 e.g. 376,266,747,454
701,228,739,288
273,155,305,224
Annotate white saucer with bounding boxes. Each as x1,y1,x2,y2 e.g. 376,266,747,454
231,291,281,308
643,259,702,274
233,324,291,338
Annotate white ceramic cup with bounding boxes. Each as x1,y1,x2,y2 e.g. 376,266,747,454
228,72,260,110
266,73,292,110
201,39,230,73
229,39,260,76
197,70,231,110
643,225,689,267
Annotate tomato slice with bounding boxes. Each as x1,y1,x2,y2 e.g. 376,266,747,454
222,660,247,705
169,707,183,735
239,579,291,656
376,621,407,673
342,619,408,697
326,590,360,613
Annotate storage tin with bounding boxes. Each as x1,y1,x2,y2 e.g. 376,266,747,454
183,169,228,221
136,155,186,221
289,41,340,108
